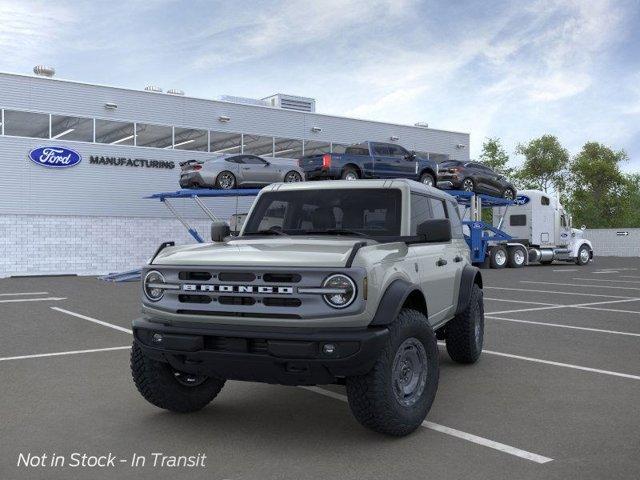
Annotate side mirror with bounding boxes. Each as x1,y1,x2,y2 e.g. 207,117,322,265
264,161,271,167
404,151,416,160
211,221,230,242
417,219,452,243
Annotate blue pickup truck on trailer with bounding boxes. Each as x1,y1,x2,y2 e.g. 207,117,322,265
298,141,439,187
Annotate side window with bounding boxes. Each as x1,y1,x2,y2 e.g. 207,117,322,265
560,215,567,227
429,198,447,220
510,215,526,226
541,196,550,206
388,145,408,158
410,194,432,235
226,156,243,164
373,144,390,156
446,201,464,238
242,156,267,165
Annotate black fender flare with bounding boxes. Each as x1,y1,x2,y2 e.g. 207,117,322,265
455,265,482,315
370,279,422,326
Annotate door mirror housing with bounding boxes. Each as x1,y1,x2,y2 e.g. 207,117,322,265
263,160,271,166
416,219,452,243
211,221,231,242
404,151,416,160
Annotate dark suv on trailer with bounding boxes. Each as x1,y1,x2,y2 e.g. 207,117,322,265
437,160,516,199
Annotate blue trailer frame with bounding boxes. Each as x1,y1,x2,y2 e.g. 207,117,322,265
444,190,515,264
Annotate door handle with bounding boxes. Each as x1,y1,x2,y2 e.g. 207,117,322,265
436,258,448,267
454,256,463,263
242,167,250,170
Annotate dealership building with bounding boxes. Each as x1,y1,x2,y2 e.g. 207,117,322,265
0,69,470,277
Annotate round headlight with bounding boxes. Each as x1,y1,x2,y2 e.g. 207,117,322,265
143,270,165,302
322,274,356,309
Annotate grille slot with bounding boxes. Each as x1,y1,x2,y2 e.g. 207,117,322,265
179,271,212,281
263,297,302,307
263,273,301,283
178,294,212,304
219,296,256,306
218,272,256,282
176,310,301,319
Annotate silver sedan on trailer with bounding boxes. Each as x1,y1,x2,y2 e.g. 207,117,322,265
179,154,305,189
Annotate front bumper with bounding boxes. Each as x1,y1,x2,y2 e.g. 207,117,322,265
437,175,463,189
133,317,388,386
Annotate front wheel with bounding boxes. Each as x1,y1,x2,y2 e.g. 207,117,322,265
346,309,439,436
419,172,435,187
284,170,303,183
576,245,591,265
502,188,516,200
131,342,225,413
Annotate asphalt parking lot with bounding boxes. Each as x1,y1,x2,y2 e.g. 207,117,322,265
1,257,639,480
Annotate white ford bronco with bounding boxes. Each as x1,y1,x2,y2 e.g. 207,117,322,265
131,179,484,436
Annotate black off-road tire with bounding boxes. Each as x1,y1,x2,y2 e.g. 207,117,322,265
131,342,225,413
445,284,484,364
345,309,439,436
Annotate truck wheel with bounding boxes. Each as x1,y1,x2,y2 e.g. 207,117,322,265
507,246,526,268
341,167,359,181
445,284,484,364
130,342,225,413
419,172,435,187
576,245,591,265
489,245,507,269
345,309,439,436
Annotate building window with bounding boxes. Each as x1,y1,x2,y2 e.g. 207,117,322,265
273,137,303,158
3,110,49,138
303,140,331,156
51,114,93,142
173,127,208,151
210,131,242,154
95,119,135,145
136,123,173,148
243,134,274,156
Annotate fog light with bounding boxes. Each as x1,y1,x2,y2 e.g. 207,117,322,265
323,343,336,354
152,333,163,343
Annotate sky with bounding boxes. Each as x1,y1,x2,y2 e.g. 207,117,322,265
1,0,639,171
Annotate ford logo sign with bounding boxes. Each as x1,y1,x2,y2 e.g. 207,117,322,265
514,195,530,205
28,146,82,168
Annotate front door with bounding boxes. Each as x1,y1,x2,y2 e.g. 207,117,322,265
240,155,276,185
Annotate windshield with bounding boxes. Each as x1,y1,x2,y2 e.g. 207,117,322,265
243,188,402,237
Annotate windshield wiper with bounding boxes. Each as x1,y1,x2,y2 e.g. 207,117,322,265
244,229,288,237
305,228,370,238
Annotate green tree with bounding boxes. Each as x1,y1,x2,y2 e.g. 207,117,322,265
566,142,629,228
479,137,514,177
515,135,569,193
622,174,640,227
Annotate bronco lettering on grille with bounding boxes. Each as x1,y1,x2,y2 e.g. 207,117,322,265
182,284,294,295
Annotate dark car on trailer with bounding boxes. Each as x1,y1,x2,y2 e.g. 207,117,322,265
437,160,517,199
298,141,439,187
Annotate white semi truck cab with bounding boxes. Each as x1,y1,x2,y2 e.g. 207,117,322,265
492,189,593,266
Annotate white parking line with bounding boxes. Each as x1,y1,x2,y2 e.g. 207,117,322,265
574,305,640,315
487,316,640,338
481,348,640,381
485,298,559,307
572,278,640,284
51,307,133,334
620,275,640,279
485,286,637,300
0,297,66,304
300,386,553,464
0,292,49,296
486,297,640,316
521,281,640,291
0,346,131,362
553,269,578,272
